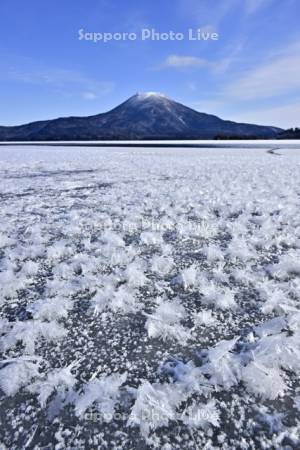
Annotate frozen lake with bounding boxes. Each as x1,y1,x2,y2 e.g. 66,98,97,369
0,145,300,449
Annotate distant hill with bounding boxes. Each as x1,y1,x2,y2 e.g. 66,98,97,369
0,92,283,141
277,128,300,139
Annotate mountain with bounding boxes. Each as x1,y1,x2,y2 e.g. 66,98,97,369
277,128,300,139
0,92,282,141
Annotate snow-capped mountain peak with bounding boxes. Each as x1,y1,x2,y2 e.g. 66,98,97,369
127,92,170,106
0,93,282,141
135,92,167,100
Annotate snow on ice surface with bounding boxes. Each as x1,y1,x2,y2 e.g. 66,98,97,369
0,145,300,449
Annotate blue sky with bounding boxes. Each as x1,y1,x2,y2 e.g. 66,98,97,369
0,0,299,128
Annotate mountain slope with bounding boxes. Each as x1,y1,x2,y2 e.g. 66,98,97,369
0,92,282,141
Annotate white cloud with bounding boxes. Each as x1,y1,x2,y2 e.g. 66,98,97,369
81,91,98,100
178,0,274,23
161,39,243,73
212,43,244,74
177,0,238,27
164,55,210,68
224,44,300,100
187,82,197,91
162,54,238,73
4,64,114,99
245,0,273,14
192,96,300,128
227,101,300,129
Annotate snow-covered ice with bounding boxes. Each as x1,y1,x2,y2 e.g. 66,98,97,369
0,144,300,449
